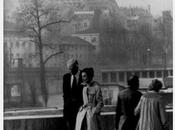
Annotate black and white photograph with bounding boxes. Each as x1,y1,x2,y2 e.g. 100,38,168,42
3,0,173,130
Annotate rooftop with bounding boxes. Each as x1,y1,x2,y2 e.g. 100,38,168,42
74,28,99,34
74,10,95,15
45,36,95,47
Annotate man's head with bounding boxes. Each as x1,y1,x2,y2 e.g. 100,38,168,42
127,74,139,90
67,59,79,75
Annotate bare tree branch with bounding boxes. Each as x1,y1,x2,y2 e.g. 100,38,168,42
30,52,40,58
28,39,38,43
43,51,63,65
39,7,61,16
43,43,57,50
29,10,38,19
40,19,70,30
28,26,39,36
39,11,48,17
16,0,72,106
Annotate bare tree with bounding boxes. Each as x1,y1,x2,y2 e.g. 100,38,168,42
16,0,70,106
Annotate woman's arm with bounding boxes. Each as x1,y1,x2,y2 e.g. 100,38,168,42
158,99,169,130
94,85,104,114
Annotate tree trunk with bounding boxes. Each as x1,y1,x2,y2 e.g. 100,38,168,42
38,32,48,106
40,63,48,107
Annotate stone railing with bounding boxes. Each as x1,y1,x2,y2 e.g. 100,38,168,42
4,106,172,130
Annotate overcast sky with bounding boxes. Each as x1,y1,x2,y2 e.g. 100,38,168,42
4,0,173,17
116,0,172,16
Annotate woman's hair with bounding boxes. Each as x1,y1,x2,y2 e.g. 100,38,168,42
81,67,94,80
148,79,162,92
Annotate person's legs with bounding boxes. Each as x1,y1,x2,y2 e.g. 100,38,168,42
69,108,79,130
81,114,87,130
64,108,73,130
63,117,71,130
69,117,76,130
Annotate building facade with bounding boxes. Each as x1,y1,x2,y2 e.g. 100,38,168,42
72,30,99,52
44,36,95,68
119,6,153,31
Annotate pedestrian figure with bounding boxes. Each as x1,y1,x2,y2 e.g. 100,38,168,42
115,75,142,130
135,79,168,130
63,59,83,130
75,68,103,130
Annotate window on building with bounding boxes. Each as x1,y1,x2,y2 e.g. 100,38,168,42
91,37,97,43
156,71,162,78
119,72,124,82
11,85,21,97
164,70,169,77
142,71,147,78
102,72,108,83
108,90,113,98
103,89,108,98
149,71,154,78
110,72,116,82
170,70,173,76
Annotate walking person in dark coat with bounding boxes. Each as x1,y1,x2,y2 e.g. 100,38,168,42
63,59,83,130
115,75,142,130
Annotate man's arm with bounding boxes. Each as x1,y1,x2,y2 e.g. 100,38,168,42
135,96,142,116
63,74,68,105
77,71,83,107
115,95,121,130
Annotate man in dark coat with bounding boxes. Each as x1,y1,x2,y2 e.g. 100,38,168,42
115,75,142,130
63,59,83,130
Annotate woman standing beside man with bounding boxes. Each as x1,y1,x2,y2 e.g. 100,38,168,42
75,68,104,130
